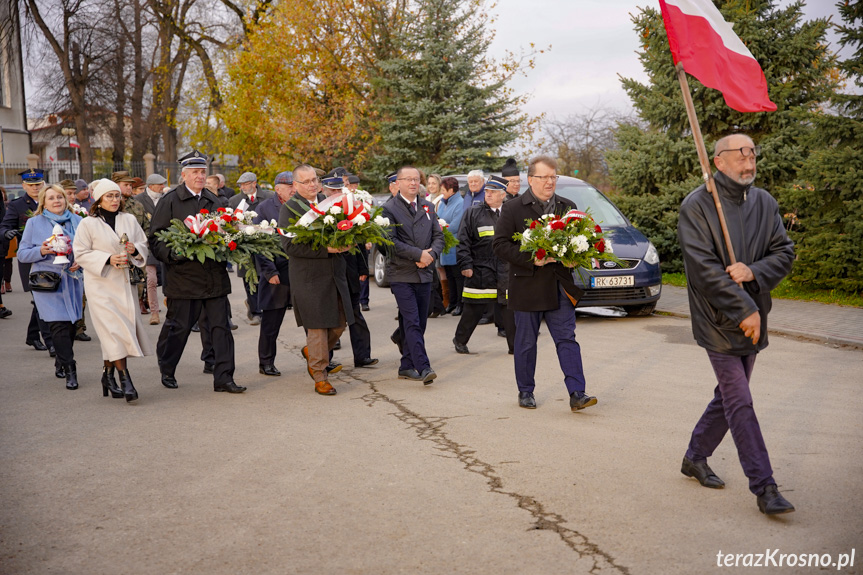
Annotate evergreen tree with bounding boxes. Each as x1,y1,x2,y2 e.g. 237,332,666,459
783,0,863,293
370,0,527,177
606,0,838,272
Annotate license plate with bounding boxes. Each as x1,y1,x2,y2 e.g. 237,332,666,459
591,275,634,288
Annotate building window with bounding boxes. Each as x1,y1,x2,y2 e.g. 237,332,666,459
58,147,77,161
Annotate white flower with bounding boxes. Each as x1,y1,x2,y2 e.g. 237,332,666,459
323,215,336,225
554,244,566,256
541,214,554,220
522,229,532,242
259,219,271,229
573,234,589,253
223,207,234,215
270,219,278,227
297,220,310,228
438,218,448,227
374,216,390,226
243,226,257,235
246,210,257,219
330,206,343,215
605,241,613,254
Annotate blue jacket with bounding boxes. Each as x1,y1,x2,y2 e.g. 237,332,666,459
18,213,84,322
437,193,464,266
462,187,485,215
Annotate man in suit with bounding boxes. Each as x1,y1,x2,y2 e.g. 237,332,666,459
382,166,444,384
0,169,54,353
493,155,596,411
149,150,245,394
254,171,293,376
279,164,354,395
231,171,272,326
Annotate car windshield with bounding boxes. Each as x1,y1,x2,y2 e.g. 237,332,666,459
553,183,629,227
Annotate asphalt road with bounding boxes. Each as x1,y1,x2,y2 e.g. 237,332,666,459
1,276,861,574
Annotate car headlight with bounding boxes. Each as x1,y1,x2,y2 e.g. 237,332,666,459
644,242,660,265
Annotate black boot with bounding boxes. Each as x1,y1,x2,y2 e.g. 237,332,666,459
101,366,123,398
118,368,138,402
55,362,65,379
64,362,78,390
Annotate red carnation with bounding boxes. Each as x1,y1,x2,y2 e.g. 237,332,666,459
595,224,602,233
550,220,566,231
529,220,538,229
217,207,227,213
362,212,371,221
221,215,232,222
536,248,547,260
228,241,237,251
208,222,218,232
595,239,605,253
337,220,353,231
200,209,209,215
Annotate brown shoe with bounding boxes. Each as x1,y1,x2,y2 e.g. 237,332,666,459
315,380,337,395
149,312,160,325
139,299,150,314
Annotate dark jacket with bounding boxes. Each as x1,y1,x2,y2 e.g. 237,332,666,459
229,190,272,211
457,203,506,303
0,193,39,292
278,194,354,329
134,191,162,266
148,184,232,299
254,196,290,311
493,189,583,312
343,244,369,296
381,193,444,284
678,171,794,355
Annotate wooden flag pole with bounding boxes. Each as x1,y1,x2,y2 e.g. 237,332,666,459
674,62,737,265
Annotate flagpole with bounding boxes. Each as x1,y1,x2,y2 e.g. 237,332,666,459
674,62,737,265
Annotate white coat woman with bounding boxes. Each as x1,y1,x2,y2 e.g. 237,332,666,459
73,179,153,402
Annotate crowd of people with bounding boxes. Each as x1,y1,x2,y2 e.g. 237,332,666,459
0,134,798,515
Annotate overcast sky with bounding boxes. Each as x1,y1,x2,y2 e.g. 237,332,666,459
487,0,848,122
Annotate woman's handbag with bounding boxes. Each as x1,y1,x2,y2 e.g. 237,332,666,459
129,265,147,285
29,270,61,292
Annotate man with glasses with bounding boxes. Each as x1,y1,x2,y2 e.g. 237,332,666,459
382,166,444,384
677,133,796,516
279,165,354,396
493,155,596,412
500,158,521,202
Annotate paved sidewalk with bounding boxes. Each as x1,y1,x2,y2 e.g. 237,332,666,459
656,284,863,349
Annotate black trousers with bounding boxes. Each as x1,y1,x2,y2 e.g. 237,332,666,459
48,321,75,366
28,299,53,347
454,300,496,345
158,296,235,385
258,306,288,365
443,265,464,308
348,289,371,363
501,303,516,354
429,270,445,316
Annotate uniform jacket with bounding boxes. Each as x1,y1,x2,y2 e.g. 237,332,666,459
148,184,232,299
0,193,38,291
73,212,154,360
678,170,794,355
457,203,506,303
343,244,369,295
254,196,290,311
18,212,84,322
124,195,150,234
133,191,162,265
278,194,354,329
381,193,444,284
436,193,464,267
493,189,583,312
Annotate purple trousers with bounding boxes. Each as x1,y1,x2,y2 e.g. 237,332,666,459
685,350,775,495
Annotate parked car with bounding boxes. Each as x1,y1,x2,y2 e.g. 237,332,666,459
372,174,661,315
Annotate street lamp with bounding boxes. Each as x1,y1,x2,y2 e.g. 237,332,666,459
60,126,77,178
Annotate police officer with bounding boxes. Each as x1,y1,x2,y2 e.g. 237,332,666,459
148,151,245,393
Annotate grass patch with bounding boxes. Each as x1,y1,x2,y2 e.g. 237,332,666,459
662,273,863,308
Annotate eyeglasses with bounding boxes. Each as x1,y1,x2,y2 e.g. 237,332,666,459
529,175,559,182
295,177,320,186
718,145,762,158
101,192,121,200
398,177,421,183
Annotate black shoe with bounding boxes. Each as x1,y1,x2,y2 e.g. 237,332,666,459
48,346,56,358
161,373,178,389
398,368,421,380
101,366,123,398
680,456,725,489
445,304,457,314
518,392,536,409
570,391,597,411
190,322,200,333
326,361,342,375
250,314,262,326
26,339,47,351
333,340,341,350
74,332,92,342
64,362,79,390
118,368,138,402
0,307,12,319
453,338,469,354
478,317,492,325
390,331,403,354
428,309,440,318
214,381,247,393
354,358,379,368
259,364,281,376
229,320,238,331
497,329,506,338
361,303,370,311
203,362,214,374
757,485,795,515
55,364,65,379
419,368,436,385
451,305,462,316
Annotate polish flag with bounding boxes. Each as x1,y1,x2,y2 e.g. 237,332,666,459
659,0,776,113
69,140,80,149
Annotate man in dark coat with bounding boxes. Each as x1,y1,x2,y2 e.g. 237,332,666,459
382,166,444,384
254,171,293,376
279,164,355,396
0,169,54,353
493,155,595,412
452,176,509,354
501,158,521,203
148,150,245,394
677,134,796,516
231,171,272,325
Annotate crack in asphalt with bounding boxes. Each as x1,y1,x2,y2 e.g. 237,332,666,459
346,369,631,575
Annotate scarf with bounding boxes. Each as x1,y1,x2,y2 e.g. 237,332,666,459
42,209,80,236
